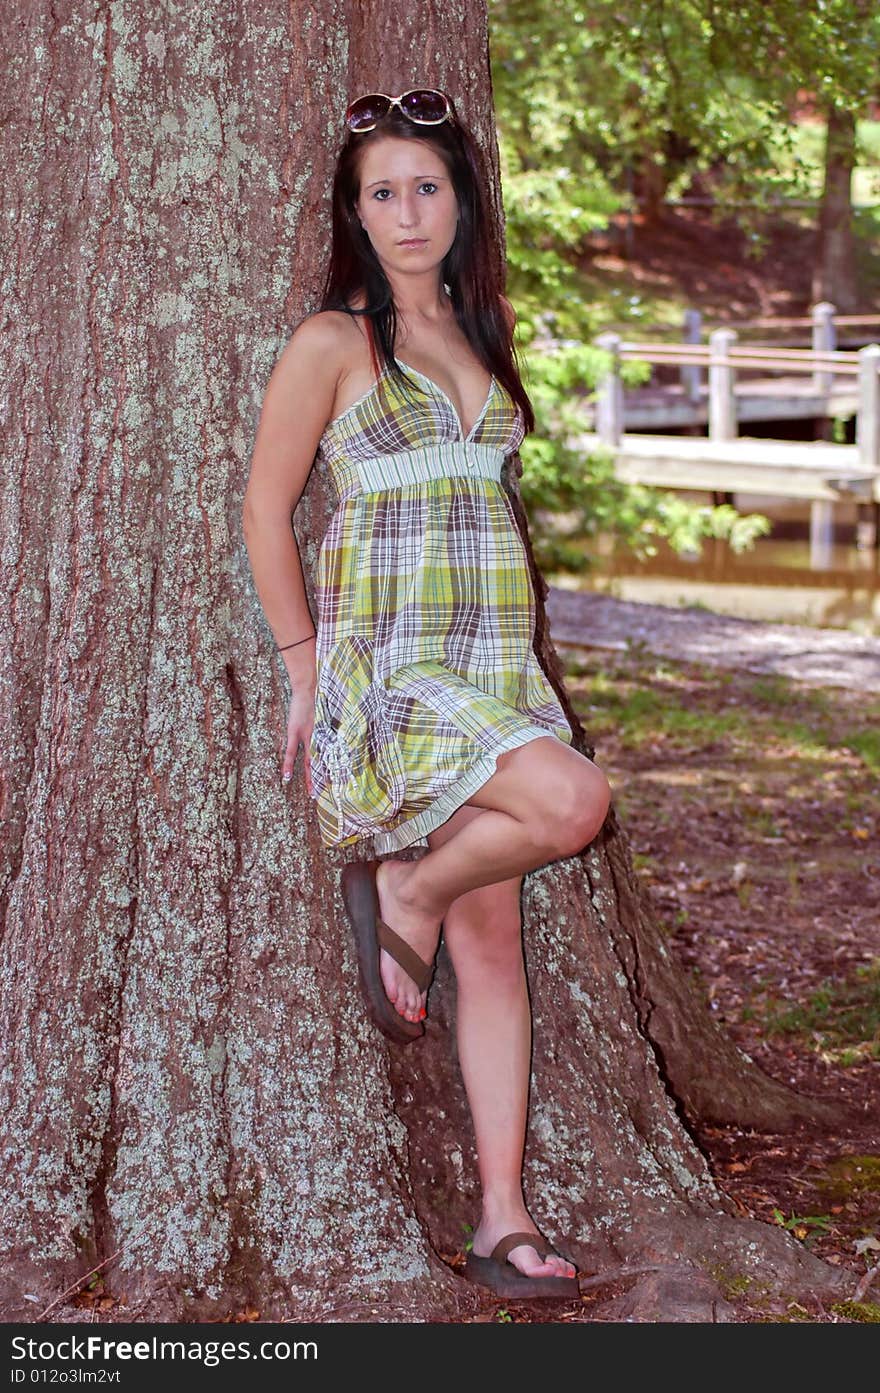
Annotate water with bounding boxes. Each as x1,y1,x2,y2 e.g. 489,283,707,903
551,495,880,636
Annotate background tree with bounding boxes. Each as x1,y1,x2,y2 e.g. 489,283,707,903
490,0,880,304
0,0,859,1322
671,0,879,310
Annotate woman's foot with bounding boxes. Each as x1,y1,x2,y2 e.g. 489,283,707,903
471,1212,576,1280
375,858,443,1025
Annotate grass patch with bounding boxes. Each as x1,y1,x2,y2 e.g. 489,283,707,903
766,719,833,759
831,1301,880,1324
745,675,796,708
816,1154,880,1201
746,677,835,722
566,652,880,776
840,726,880,775
752,961,880,1065
853,204,880,303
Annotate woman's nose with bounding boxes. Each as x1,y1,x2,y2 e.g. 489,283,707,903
397,195,419,226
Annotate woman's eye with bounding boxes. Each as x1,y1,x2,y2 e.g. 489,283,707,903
371,183,438,200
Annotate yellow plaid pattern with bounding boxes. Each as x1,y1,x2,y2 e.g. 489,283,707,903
309,360,573,853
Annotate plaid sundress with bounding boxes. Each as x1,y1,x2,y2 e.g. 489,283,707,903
308,356,573,854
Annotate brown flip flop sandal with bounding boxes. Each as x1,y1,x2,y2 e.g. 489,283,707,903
463,1231,579,1301
341,859,435,1046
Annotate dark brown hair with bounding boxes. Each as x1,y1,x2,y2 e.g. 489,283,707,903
318,99,535,434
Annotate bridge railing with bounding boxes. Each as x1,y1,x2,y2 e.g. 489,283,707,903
592,331,880,469
599,302,880,349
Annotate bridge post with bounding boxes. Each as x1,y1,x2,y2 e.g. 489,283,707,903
809,501,835,570
812,301,836,394
681,308,702,404
594,331,623,446
856,343,880,470
709,328,737,441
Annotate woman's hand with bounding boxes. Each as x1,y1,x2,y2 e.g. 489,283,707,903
282,687,316,794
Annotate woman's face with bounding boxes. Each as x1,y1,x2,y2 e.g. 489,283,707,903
353,135,458,277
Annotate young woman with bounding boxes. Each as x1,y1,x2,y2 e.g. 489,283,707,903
243,88,611,1300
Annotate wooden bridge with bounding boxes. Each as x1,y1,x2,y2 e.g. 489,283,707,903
570,305,880,566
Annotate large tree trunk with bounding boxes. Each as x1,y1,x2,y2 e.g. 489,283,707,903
0,1,855,1322
812,104,860,312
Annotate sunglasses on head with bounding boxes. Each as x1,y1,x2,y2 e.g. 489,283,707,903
344,88,454,133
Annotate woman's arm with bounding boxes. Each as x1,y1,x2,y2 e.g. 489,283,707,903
242,313,343,691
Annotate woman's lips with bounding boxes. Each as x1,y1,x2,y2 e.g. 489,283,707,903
398,239,427,247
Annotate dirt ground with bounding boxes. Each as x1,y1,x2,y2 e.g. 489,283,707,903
551,628,880,1323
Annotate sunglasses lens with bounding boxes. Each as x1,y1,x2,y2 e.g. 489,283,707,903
346,94,391,131
399,89,450,123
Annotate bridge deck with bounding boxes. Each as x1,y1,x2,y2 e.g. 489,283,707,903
573,431,880,501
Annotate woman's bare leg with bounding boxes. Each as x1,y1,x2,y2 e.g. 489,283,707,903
423,804,575,1279
375,735,611,1023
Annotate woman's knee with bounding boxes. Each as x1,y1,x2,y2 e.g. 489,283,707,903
466,739,612,860
537,759,612,857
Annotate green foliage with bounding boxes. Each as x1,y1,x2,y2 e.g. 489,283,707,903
830,414,853,443
491,0,880,239
771,1208,834,1239
781,121,880,205
500,159,618,326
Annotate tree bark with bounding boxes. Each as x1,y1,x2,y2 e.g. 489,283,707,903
0,0,855,1322
634,155,671,229
812,104,860,311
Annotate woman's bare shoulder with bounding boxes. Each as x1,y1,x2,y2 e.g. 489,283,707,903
272,309,366,402
288,308,361,357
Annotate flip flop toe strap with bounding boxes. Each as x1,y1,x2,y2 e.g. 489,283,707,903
491,1231,555,1265
376,918,433,993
